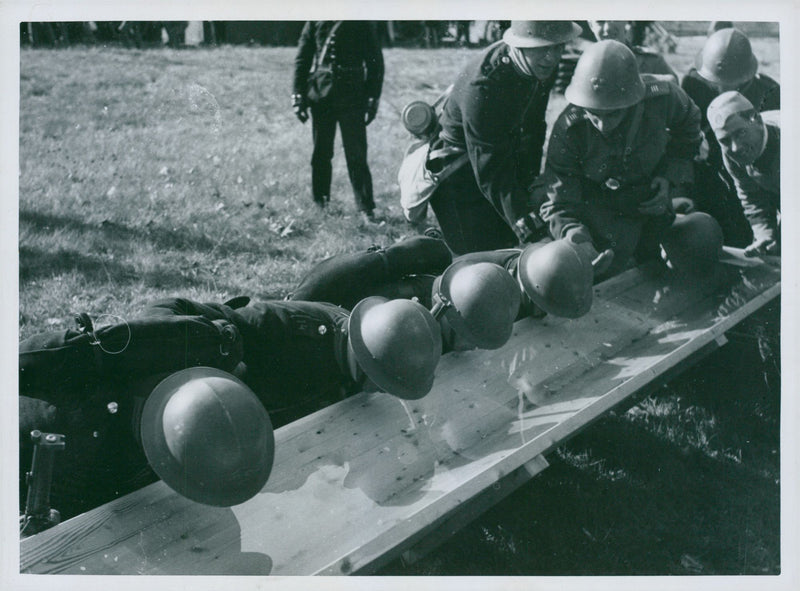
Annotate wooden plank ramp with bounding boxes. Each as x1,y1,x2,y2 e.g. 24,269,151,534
19,248,780,576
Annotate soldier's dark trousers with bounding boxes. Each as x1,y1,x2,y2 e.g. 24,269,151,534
691,162,754,248
290,236,452,310
429,163,519,256
310,98,374,212
580,201,675,280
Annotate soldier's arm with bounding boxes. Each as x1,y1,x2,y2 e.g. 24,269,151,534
723,154,779,247
292,22,316,96
656,82,702,189
363,21,384,100
461,80,543,230
539,114,592,243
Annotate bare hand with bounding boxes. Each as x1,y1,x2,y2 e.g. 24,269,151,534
744,237,779,257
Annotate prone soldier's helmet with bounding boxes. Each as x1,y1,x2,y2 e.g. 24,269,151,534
660,212,724,276
697,28,758,89
431,261,521,350
348,297,442,400
517,239,594,318
565,39,645,110
502,20,582,48
140,367,275,507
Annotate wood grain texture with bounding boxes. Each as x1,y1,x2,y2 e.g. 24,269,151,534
20,254,780,576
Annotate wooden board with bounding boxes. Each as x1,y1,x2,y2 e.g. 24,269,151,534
19,250,780,575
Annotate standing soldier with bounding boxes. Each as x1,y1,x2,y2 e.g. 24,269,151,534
427,20,582,255
292,21,384,222
680,27,780,245
540,40,722,280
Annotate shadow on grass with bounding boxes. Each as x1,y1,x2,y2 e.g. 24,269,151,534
19,207,265,262
18,244,225,293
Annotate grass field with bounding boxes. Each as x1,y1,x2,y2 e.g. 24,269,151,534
18,31,781,575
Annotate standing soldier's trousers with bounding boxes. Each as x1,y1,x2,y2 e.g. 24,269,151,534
311,97,374,212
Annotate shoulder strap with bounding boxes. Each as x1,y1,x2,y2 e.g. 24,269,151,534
312,21,343,73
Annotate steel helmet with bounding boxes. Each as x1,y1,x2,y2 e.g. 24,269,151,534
697,28,758,88
565,39,645,110
431,261,520,350
517,239,594,318
660,212,724,276
348,296,442,400
140,367,275,507
503,21,582,48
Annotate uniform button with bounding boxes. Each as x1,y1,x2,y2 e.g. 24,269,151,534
107,401,119,414
318,325,328,335
501,56,510,64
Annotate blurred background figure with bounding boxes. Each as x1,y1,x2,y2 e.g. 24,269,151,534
589,20,677,82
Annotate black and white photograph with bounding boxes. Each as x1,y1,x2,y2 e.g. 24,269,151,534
2,1,797,589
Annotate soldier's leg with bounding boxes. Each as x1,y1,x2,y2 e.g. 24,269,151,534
290,236,451,310
337,102,375,213
428,164,519,255
692,162,753,247
310,101,337,205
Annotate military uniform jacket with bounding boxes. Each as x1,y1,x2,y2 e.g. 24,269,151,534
632,46,677,82
540,78,702,242
293,21,384,104
437,41,556,227
681,69,780,168
722,118,780,245
146,297,360,406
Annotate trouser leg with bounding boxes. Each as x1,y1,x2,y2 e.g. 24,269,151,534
337,103,375,212
290,236,452,310
429,164,518,255
310,101,337,204
692,162,753,247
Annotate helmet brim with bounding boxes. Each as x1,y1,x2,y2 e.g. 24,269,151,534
564,79,645,110
140,367,274,507
348,296,441,400
503,22,583,48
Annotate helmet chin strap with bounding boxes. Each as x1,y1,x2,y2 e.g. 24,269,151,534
345,337,364,383
508,46,536,78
